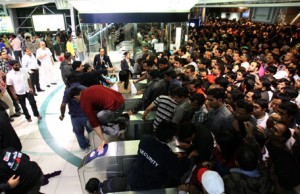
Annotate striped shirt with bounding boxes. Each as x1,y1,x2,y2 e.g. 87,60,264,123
153,95,178,130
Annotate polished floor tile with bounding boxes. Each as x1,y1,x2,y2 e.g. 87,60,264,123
12,62,86,194
55,177,82,194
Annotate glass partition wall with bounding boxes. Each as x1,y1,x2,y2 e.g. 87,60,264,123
80,22,188,57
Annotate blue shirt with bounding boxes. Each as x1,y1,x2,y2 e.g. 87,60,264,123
0,43,6,51
62,82,86,117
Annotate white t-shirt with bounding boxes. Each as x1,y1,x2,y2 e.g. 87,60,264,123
241,62,250,71
6,69,30,95
250,113,269,129
188,62,198,72
22,54,39,72
36,47,52,64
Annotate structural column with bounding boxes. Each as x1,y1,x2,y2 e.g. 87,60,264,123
70,6,76,34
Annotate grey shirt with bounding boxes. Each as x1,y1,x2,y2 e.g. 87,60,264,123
172,99,193,125
206,104,235,135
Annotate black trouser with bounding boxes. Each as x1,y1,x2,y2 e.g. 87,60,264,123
13,50,22,63
17,92,39,120
30,69,42,93
7,86,21,112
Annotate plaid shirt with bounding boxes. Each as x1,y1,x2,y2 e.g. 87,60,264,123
0,60,9,74
192,104,208,124
0,70,6,95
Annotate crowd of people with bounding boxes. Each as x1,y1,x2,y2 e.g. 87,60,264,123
1,18,300,194
114,19,300,194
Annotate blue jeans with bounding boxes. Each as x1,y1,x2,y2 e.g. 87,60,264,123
71,116,92,149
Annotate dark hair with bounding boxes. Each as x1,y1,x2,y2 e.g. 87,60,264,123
199,68,208,74
83,63,91,72
155,120,177,142
272,92,290,102
188,79,201,89
266,66,277,74
119,70,130,89
260,77,271,91
277,78,291,86
186,65,195,73
64,52,71,59
149,55,158,65
174,56,180,62
69,87,82,98
224,63,233,71
173,87,189,98
248,90,262,101
142,60,153,67
178,122,196,141
279,101,298,116
215,76,229,89
67,34,72,40
282,86,298,99
237,69,246,77
206,88,226,100
254,99,268,111
236,144,259,171
158,57,168,65
243,78,256,91
279,123,292,141
180,58,188,66
85,178,101,193
226,71,237,80
215,47,223,54
190,93,205,106
215,64,225,75
242,53,251,61
9,60,19,66
197,58,210,67
235,100,253,113
230,89,244,102
180,46,187,53
72,61,82,71
164,70,177,79
149,69,161,79
141,53,149,61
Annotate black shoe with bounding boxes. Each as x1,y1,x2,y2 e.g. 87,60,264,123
27,118,32,122
46,85,50,87
34,93,38,96
37,89,45,92
37,115,42,121
11,112,21,117
10,118,14,122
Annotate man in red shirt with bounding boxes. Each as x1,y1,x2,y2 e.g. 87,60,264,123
70,85,128,151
